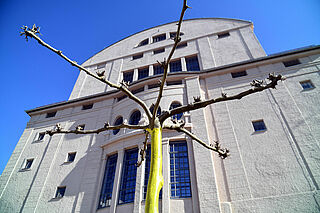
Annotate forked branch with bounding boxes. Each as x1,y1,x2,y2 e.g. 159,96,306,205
136,131,150,167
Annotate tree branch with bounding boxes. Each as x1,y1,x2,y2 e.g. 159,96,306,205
163,121,229,159
45,122,147,136
151,0,189,128
20,25,152,121
136,131,150,167
160,73,284,123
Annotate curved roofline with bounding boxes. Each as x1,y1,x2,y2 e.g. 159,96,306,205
82,18,252,65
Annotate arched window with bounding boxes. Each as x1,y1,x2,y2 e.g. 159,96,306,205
138,38,149,47
149,105,161,116
169,102,183,120
113,116,123,135
129,110,141,125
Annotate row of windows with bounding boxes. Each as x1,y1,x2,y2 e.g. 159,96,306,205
98,141,191,209
137,32,185,47
123,55,200,83
44,103,93,119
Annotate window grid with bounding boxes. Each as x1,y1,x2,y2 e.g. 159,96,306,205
252,120,267,132
153,65,164,75
123,71,134,83
170,102,183,120
138,68,149,80
170,142,191,198
129,110,141,125
113,117,123,135
153,34,166,43
170,60,182,73
98,154,118,208
119,148,138,204
186,56,200,71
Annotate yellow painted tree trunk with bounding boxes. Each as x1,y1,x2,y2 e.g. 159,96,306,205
145,127,164,213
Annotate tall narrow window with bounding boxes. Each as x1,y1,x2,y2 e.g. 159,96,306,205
170,141,191,198
98,154,118,208
143,145,162,199
113,116,123,135
55,186,66,198
149,105,161,116
123,71,134,83
138,67,149,80
24,158,34,169
129,110,141,125
186,56,200,71
67,152,76,162
170,60,182,73
118,148,138,204
153,64,164,75
169,102,183,120
38,132,45,141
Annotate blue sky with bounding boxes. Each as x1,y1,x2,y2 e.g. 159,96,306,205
0,0,319,174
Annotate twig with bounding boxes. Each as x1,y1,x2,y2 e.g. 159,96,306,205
136,131,150,167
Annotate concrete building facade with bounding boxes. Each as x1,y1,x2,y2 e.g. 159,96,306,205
0,18,320,213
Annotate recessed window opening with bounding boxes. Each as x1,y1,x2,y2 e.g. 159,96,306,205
132,53,143,60
217,32,230,39
167,80,183,86
148,83,161,89
170,102,183,120
153,48,165,54
118,148,138,204
153,64,164,75
38,132,45,141
82,103,93,110
67,152,76,162
98,154,118,208
231,70,247,78
170,32,184,39
170,60,182,73
138,67,149,80
186,56,200,71
300,80,315,90
170,141,191,198
129,110,141,125
153,33,166,43
132,87,144,94
252,120,267,132
24,158,34,169
283,59,301,67
113,117,123,135
46,111,57,118
176,42,187,49
138,38,149,47
149,105,161,116
55,186,66,198
123,71,134,83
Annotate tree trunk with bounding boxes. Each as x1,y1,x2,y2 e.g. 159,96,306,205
145,127,164,213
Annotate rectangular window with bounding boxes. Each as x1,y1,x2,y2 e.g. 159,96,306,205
153,33,166,43
123,71,134,83
170,141,191,198
176,42,187,49
170,60,182,73
283,59,301,67
153,64,164,75
138,67,149,80
300,80,315,90
186,56,200,71
153,48,165,54
55,186,66,198
82,103,93,110
38,132,45,141
231,71,247,78
143,145,162,199
167,80,182,86
118,148,138,204
25,158,34,169
98,154,118,208
131,87,144,94
46,111,57,118
217,32,230,39
67,152,76,162
133,53,143,60
148,83,161,89
252,120,267,132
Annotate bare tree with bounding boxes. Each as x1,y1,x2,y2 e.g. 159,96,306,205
20,0,284,212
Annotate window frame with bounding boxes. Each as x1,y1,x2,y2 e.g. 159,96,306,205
169,59,182,73
138,67,149,80
185,56,200,71
129,110,141,125
67,152,77,163
169,102,183,120
123,71,134,83
38,132,45,141
46,111,57,118
55,186,66,198
252,120,267,132
152,33,166,43
24,158,34,170
300,80,315,90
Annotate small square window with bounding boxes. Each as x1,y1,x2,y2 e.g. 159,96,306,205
153,34,166,43
25,159,34,169
38,132,45,141
123,71,134,83
138,68,149,80
231,71,247,78
46,111,57,118
217,32,230,39
283,59,301,67
132,53,143,60
153,64,164,75
300,80,315,90
153,48,165,54
252,120,267,132
55,186,66,198
67,152,76,162
82,103,93,110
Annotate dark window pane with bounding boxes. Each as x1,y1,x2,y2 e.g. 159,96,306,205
300,80,314,90
123,71,134,83
138,68,149,80
176,42,187,49
186,56,200,71
55,186,66,198
252,120,267,132
153,48,165,54
67,152,76,162
82,103,93,110
129,111,141,125
25,159,33,169
46,111,57,118
38,132,45,141
153,34,166,43
138,39,149,47
153,65,164,75
283,59,301,67
217,32,230,39
170,102,183,120
231,71,247,78
113,117,123,135
170,60,182,73
133,54,143,60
